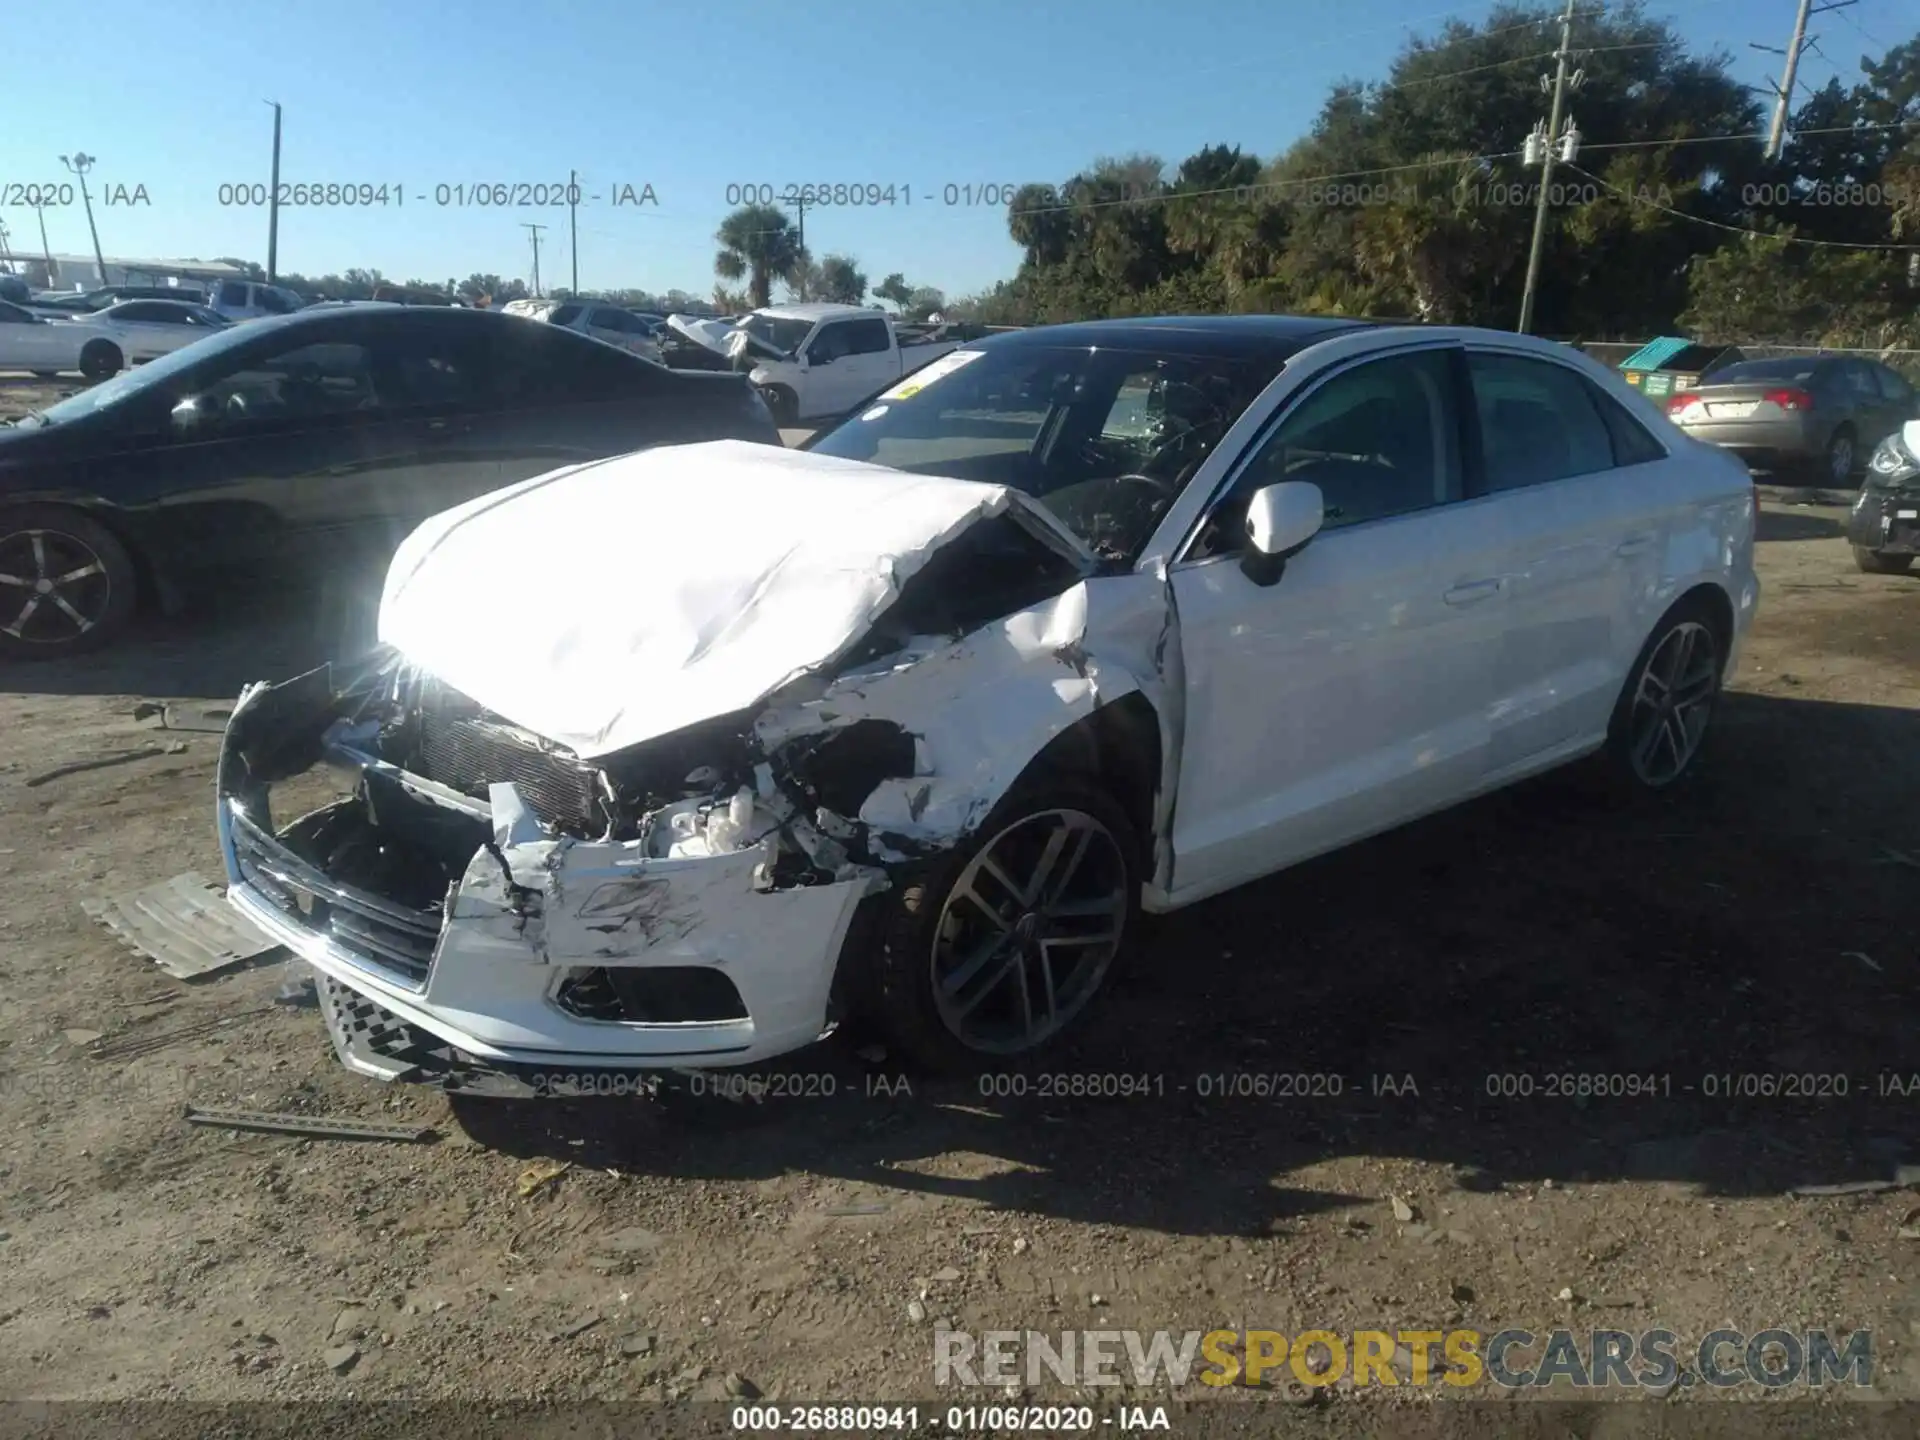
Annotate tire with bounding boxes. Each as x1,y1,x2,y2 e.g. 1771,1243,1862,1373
1853,545,1914,575
1822,426,1856,486
79,340,122,381
854,773,1144,1074
761,385,799,428
1602,594,1725,791
0,504,140,660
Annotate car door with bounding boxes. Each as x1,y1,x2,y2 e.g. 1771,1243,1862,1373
0,300,72,371
833,318,900,414
1461,346,1675,778
1165,342,1505,904
582,306,634,352
94,302,169,360
800,320,863,418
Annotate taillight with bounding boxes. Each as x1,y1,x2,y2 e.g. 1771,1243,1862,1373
1764,388,1814,411
1666,394,1703,420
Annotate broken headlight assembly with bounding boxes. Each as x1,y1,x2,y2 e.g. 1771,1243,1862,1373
1867,428,1920,483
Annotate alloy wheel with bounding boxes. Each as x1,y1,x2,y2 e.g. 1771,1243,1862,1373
929,807,1129,1055
0,528,114,646
1626,620,1718,787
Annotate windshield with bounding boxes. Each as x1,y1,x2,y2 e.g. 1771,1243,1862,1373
807,343,1275,564
738,314,814,353
28,320,267,424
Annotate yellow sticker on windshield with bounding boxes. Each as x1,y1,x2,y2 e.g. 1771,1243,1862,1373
879,348,983,401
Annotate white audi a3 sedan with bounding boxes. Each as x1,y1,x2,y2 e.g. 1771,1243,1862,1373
215,315,1759,1092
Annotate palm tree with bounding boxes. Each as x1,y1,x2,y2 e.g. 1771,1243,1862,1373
714,204,802,308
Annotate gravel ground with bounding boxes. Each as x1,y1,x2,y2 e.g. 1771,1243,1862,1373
2,376,1918,1423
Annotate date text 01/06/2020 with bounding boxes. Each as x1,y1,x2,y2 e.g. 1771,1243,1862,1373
212,182,659,209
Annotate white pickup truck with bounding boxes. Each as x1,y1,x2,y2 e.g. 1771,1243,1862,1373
670,303,972,426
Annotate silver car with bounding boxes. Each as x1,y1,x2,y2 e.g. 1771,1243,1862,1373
1664,355,1919,485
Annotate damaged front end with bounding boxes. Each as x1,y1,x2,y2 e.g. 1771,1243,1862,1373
216,653,899,1092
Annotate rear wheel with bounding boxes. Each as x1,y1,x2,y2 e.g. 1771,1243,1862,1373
1853,545,1914,575
79,340,122,380
857,775,1142,1073
0,504,140,659
1822,427,1856,485
1604,596,1724,790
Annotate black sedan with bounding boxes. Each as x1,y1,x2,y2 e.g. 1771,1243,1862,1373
0,305,780,659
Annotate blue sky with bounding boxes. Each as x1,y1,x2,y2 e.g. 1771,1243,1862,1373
0,0,1898,301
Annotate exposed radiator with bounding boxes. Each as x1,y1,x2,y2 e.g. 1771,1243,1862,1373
415,711,601,831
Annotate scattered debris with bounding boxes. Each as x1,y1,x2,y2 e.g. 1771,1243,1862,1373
930,1266,962,1283
133,701,234,734
81,873,284,981
62,1029,104,1047
620,1333,656,1357
87,1007,276,1063
517,1159,571,1197
724,1372,760,1399
323,1345,360,1375
1390,1195,1417,1223
1897,1227,1920,1242
26,743,184,787
1012,1237,1029,1254
1789,1179,1901,1198
1557,1287,1576,1302
551,1315,601,1341
823,1202,888,1216
184,1107,437,1144
906,1300,927,1324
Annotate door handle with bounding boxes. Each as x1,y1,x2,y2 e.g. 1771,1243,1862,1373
1615,532,1655,557
1443,578,1504,606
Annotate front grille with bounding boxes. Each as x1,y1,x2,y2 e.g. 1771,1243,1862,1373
416,710,600,831
230,808,441,988
555,966,749,1023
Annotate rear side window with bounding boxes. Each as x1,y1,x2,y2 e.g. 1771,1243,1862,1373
1467,352,1618,492
549,303,584,327
216,281,248,307
256,287,299,315
490,320,651,404
844,318,892,355
1874,365,1914,404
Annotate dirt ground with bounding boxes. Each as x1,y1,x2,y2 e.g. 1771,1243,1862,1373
2,373,1919,1423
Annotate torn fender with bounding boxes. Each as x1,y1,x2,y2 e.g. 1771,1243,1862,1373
754,572,1183,868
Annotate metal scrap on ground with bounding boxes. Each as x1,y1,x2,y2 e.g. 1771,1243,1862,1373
81,871,284,981
133,700,236,734
183,1107,438,1143
26,743,185,787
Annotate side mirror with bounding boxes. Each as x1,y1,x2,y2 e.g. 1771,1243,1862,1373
1240,480,1324,587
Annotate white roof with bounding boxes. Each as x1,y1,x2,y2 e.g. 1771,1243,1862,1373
754,303,884,322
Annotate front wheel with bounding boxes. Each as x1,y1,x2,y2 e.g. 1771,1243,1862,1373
1604,598,1724,790
857,776,1142,1073
1822,427,1856,486
0,504,140,659
79,340,122,380
1853,545,1914,575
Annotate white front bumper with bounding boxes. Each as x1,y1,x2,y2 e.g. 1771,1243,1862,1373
219,791,870,1073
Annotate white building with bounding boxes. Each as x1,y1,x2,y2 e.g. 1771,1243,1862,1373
0,250,247,291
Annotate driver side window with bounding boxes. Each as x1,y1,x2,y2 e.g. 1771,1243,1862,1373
1193,349,1462,559
191,341,380,427
807,325,848,363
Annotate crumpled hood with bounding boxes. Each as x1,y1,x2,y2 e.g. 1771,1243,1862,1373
665,314,742,355
377,441,1091,761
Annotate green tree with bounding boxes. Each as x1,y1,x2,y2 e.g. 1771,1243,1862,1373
714,204,802,308
874,272,915,310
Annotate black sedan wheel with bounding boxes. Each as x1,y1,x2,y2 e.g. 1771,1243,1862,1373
1824,428,1856,485
79,340,123,380
0,507,139,659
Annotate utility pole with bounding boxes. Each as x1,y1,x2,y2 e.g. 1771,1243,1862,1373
31,200,54,283
791,194,810,299
1517,0,1582,335
569,169,579,294
1757,0,1856,162
59,152,109,285
524,222,546,297
265,101,283,282
0,217,12,273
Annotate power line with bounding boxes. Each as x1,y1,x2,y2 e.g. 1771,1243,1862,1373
1563,161,1919,250
1519,0,1582,334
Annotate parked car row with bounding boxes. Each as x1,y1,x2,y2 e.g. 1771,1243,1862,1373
208,314,1764,1091
0,298,231,378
